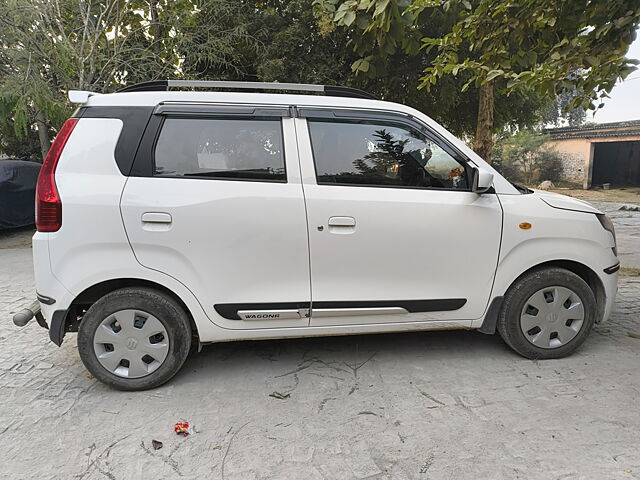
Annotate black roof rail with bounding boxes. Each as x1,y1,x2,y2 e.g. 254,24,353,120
117,80,375,100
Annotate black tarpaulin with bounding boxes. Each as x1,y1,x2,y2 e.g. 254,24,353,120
0,161,41,229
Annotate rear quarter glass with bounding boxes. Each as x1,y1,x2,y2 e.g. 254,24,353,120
74,106,154,175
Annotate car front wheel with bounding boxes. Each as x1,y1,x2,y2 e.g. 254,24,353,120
77,287,192,390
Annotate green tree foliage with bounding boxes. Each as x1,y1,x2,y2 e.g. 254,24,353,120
541,88,587,128
0,100,43,161
316,0,639,161
0,0,253,160
181,0,356,84
188,0,553,140
419,1,639,108
1,0,636,163
492,130,563,185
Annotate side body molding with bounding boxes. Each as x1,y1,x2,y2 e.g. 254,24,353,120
215,299,467,320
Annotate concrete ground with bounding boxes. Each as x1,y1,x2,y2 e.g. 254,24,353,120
590,201,640,270
0,202,639,480
549,187,640,205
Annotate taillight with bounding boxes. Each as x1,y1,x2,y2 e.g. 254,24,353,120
36,118,78,232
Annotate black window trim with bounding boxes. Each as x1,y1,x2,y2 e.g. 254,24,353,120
298,107,467,161
131,103,291,183
302,109,474,192
154,103,290,118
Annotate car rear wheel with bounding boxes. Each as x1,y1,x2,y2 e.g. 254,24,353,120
497,267,596,359
78,287,192,390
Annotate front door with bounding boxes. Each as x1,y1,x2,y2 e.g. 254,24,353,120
295,110,502,326
121,106,311,329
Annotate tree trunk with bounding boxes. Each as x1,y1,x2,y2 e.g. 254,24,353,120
35,109,50,163
473,80,495,163
149,0,163,56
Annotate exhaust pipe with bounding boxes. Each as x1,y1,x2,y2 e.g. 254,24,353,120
13,300,48,329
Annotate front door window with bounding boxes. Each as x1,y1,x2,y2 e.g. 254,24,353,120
307,119,469,190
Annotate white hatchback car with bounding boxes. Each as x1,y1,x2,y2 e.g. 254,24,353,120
14,81,619,390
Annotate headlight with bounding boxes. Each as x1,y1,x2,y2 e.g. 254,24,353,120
596,213,617,256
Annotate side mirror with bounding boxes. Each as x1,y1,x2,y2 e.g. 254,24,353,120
472,168,494,193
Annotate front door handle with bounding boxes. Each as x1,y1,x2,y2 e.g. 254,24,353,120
142,212,172,224
328,216,355,227
327,216,356,234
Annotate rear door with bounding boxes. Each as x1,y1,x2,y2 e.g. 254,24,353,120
121,104,311,329
295,108,503,326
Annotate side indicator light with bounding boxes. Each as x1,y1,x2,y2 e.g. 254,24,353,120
519,222,532,230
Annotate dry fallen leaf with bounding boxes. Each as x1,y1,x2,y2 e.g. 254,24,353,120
269,391,290,400
627,332,640,339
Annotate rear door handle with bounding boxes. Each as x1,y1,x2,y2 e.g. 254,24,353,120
141,212,172,224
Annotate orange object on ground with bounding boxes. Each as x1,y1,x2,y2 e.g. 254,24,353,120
174,421,190,436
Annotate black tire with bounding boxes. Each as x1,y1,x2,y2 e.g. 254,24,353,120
497,267,596,359
78,287,192,390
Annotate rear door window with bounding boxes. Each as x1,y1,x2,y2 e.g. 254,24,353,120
154,118,286,181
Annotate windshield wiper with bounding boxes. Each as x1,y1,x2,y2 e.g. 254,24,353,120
511,182,533,194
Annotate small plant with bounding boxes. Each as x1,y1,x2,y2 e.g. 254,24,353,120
493,131,563,186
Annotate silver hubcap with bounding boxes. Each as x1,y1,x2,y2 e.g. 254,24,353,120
520,286,585,349
93,309,170,378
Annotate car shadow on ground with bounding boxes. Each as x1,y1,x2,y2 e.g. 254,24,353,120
173,329,517,385
167,322,617,390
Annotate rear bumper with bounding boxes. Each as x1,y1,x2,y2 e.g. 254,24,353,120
32,232,75,345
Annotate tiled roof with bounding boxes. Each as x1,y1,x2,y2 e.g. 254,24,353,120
544,120,640,139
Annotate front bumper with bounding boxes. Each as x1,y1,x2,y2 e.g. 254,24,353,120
600,264,619,324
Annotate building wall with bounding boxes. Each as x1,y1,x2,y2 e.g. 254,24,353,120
545,134,640,188
546,138,591,186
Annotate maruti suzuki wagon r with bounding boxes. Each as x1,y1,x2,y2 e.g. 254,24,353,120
13,80,618,390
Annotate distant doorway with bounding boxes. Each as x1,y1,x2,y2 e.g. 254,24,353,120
591,141,640,187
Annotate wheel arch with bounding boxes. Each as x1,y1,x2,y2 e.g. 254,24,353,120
58,278,200,343
480,259,606,334
505,259,605,322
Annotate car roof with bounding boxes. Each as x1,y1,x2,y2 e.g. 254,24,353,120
84,91,416,115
